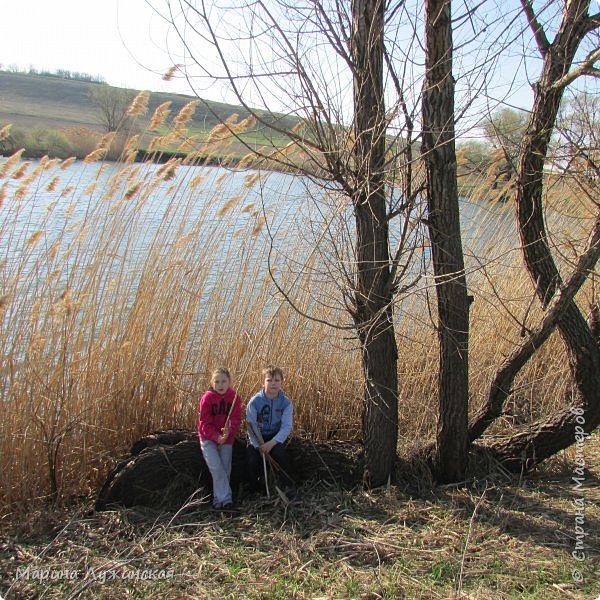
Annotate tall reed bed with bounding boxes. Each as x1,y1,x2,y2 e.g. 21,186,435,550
0,138,363,517
0,102,595,519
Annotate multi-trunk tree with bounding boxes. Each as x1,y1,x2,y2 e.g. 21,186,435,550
153,0,599,484
470,0,600,467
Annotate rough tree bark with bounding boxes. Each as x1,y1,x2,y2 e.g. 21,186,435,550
422,0,470,481
470,0,600,469
350,0,399,486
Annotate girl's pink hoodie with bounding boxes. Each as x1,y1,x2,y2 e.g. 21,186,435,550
197,387,242,444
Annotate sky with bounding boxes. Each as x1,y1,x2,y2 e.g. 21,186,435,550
0,0,197,96
1,0,598,126
0,0,541,120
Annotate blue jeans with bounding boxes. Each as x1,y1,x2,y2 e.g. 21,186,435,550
200,440,233,507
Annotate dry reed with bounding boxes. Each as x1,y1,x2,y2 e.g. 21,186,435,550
149,102,172,131
127,90,151,117
162,64,181,81
0,121,596,524
0,124,12,141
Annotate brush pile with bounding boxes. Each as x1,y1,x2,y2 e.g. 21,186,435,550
95,430,364,510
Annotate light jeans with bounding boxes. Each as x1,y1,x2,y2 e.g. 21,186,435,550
200,440,233,507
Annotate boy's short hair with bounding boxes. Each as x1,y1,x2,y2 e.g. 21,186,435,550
262,365,284,380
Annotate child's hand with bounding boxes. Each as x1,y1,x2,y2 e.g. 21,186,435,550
217,434,228,444
259,439,277,454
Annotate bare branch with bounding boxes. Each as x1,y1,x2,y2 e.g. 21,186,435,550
551,46,600,89
584,11,600,33
470,210,600,440
519,0,549,56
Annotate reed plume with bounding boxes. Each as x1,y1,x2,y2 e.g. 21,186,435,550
124,182,141,200
176,135,198,152
156,158,180,181
10,161,30,180
204,123,230,144
238,152,258,169
124,135,141,155
216,194,244,217
84,181,97,196
149,102,172,131
60,156,77,170
0,147,25,178
251,216,266,235
162,64,181,81
83,149,106,164
147,135,170,152
189,172,207,188
173,100,200,132
25,230,44,249
244,173,261,188
127,90,151,116
0,123,11,140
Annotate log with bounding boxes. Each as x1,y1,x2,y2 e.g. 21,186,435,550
95,430,364,510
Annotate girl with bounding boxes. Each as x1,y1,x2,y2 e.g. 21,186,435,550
198,367,242,509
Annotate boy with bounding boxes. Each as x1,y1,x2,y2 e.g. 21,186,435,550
246,365,296,497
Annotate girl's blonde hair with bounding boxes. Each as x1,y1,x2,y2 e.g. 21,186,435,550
211,367,231,381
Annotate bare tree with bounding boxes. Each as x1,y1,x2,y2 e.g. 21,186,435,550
90,83,135,133
155,0,428,485
422,0,470,481
349,0,400,484
151,0,600,483
470,0,600,468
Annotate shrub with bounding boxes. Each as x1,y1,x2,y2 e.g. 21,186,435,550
0,126,28,156
64,127,102,159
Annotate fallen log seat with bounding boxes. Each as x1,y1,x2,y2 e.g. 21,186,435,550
95,430,364,510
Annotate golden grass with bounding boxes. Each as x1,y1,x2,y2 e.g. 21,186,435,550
2,447,598,598
0,116,597,525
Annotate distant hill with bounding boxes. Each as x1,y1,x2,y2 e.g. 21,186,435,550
0,71,297,152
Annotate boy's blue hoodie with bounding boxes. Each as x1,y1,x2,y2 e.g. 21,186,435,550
246,389,293,448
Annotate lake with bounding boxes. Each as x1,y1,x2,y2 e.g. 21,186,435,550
0,156,518,344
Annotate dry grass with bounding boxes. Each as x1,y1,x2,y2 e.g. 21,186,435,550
0,128,363,518
0,122,596,507
1,440,598,599
0,93,599,599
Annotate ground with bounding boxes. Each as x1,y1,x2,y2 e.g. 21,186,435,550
1,446,598,599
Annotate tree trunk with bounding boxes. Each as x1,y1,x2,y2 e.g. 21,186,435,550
484,0,600,467
350,0,399,486
469,217,600,440
422,0,470,482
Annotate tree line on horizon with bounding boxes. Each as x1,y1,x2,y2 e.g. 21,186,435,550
0,64,105,84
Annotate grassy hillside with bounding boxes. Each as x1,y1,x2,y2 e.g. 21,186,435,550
0,72,102,131
0,71,296,157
